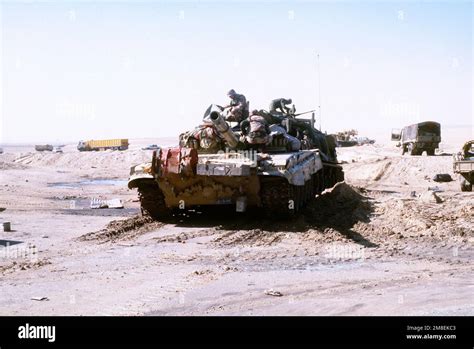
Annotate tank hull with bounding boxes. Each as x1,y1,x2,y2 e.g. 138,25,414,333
128,147,343,216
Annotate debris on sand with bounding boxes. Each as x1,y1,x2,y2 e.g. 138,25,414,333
432,174,453,182
265,289,283,297
1,259,52,275
419,191,444,204
79,215,163,242
373,161,392,181
31,296,49,302
427,186,442,192
305,182,371,228
90,198,124,209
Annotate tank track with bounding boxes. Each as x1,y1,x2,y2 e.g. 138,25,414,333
260,177,293,215
136,180,169,219
260,165,344,216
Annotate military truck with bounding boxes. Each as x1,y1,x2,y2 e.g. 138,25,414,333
392,121,441,155
128,104,344,218
453,140,474,192
77,139,129,151
35,144,53,152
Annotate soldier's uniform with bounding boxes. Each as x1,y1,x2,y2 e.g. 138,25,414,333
269,124,301,151
269,98,292,114
226,89,249,123
179,123,222,152
241,112,271,145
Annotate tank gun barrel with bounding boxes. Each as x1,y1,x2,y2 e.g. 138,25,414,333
210,110,239,149
293,110,316,117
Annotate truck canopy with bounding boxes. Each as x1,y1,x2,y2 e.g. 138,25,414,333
401,121,440,142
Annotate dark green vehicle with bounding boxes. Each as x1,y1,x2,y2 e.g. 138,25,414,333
392,121,441,156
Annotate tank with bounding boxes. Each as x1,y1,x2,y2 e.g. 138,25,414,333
453,140,474,192
128,104,344,218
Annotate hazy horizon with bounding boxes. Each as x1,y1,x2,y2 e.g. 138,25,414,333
1,0,472,143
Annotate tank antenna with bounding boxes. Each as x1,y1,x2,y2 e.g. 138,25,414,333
316,52,322,131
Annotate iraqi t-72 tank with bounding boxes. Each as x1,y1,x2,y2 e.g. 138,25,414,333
128,104,344,218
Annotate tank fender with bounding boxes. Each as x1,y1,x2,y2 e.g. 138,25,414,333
128,162,154,189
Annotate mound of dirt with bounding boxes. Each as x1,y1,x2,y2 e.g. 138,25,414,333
370,195,473,239
79,215,163,242
0,258,52,275
343,155,458,189
304,182,371,228
212,183,373,247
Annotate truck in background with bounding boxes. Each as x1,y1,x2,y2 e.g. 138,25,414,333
35,144,54,152
391,121,441,156
77,139,129,151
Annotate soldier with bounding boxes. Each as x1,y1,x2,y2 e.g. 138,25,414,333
179,121,223,152
269,98,294,115
241,110,271,145
268,124,301,151
224,89,248,123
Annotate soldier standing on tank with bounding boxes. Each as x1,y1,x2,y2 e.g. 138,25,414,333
269,98,294,115
224,89,248,123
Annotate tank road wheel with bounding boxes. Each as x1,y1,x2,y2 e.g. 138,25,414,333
331,168,338,187
319,165,343,191
314,170,324,194
298,185,304,210
323,167,331,189
318,170,325,193
260,178,295,216
460,179,472,192
294,185,302,212
312,174,319,196
305,179,312,203
336,167,345,183
136,180,170,220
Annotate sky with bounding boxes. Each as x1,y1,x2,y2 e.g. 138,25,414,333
0,0,472,143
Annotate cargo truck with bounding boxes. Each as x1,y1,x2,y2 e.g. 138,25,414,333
77,139,129,151
391,121,441,155
35,144,53,152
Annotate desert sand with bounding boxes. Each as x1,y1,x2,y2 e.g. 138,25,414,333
0,134,472,316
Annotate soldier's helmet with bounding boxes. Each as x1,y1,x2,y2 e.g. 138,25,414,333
227,89,236,97
288,98,292,103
